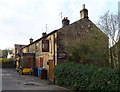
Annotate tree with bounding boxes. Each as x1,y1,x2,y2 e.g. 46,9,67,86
2,50,8,58
2,48,13,58
97,11,119,69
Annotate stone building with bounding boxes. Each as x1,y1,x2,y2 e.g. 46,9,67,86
21,4,109,81
14,44,27,68
14,44,27,57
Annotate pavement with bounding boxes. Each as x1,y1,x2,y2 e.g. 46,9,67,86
2,68,73,91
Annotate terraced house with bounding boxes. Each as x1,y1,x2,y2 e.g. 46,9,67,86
20,4,109,81
14,44,27,69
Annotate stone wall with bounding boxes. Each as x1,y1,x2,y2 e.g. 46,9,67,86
57,18,109,67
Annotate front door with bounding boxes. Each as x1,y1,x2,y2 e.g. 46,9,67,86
49,60,54,81
40,57,43,68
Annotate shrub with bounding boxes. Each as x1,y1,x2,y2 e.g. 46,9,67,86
54,61,120,91
1,58,15,68
67,42,109,67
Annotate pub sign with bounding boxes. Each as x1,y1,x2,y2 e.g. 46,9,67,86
42,40,49,52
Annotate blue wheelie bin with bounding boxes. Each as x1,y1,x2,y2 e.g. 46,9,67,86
37,68,44,77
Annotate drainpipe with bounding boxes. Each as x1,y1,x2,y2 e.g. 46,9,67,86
53,33,56,84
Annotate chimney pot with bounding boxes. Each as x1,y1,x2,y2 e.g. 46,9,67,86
30,38,33,44
42,32,47,37
80,4,88,19
62,17,70,27
83,4,85,9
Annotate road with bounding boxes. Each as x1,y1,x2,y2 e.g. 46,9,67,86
2,68,72,91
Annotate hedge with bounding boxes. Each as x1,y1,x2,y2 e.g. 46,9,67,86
54,62,120,91
1,58,15,68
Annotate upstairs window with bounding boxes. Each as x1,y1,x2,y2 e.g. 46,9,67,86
36,43,39,51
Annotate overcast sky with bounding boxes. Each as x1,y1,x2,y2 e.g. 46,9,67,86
0,0,119,50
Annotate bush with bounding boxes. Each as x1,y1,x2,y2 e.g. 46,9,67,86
1,58,15,68
67,43,109,67
54,62,120,91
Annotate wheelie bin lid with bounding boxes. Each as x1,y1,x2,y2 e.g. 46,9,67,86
37,68,44,70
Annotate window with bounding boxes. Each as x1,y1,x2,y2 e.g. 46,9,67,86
36,43,39,51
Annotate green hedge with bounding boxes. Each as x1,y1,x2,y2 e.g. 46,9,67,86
2,58,15,68
54,62,120,91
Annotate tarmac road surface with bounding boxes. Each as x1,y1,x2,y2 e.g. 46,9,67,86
2,68,73,92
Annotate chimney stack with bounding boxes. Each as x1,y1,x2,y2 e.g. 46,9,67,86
42,32,47,37
83,4,85,9
62,17,70,27
30,38,33,44
80,4,88,19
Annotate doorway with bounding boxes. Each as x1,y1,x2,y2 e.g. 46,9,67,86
49,60,54,81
